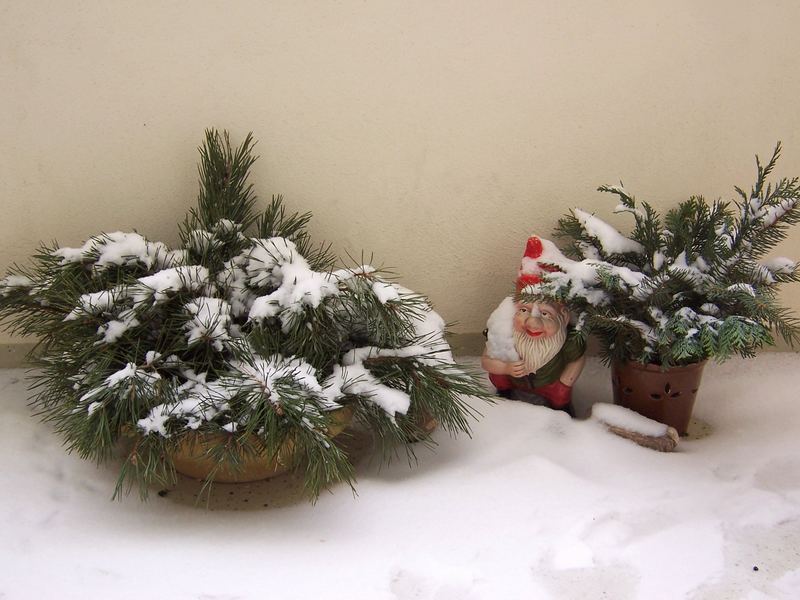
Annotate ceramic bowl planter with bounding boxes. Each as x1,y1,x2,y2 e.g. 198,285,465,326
170,406,354,483
0,131,491,501
611,361,706,436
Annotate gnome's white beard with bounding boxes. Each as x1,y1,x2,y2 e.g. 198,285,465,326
513,326,567,374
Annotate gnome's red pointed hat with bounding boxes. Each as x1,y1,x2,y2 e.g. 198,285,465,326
516,235,559,292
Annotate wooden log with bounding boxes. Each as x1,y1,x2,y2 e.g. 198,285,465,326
591,403,679,452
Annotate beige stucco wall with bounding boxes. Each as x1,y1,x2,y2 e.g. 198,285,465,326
2,1,800,351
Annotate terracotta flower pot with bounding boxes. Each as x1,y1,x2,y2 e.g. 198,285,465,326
611,361,706,435
170,405,354,483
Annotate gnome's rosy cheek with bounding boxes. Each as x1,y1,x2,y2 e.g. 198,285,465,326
539,316,563,337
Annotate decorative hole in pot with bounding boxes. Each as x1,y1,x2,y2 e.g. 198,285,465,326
611,361,707,436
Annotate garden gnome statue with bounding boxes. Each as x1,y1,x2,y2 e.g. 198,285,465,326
481,236,586,416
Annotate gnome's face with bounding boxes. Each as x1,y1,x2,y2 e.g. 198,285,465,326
512,301,569,374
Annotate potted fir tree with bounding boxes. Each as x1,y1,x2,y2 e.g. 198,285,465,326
0,130,488,500
519,144,799,434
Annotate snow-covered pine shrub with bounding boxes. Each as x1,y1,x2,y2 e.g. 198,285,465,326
521,143,800,367
0,130,488,500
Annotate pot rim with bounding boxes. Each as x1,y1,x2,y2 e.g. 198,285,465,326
613,360,708,373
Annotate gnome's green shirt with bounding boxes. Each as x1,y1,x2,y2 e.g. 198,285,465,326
511,331,586,389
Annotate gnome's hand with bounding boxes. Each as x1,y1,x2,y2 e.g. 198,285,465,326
481,352,528,378
507,361,528,377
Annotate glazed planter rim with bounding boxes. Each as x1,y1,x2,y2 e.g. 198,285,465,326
613,359,708,373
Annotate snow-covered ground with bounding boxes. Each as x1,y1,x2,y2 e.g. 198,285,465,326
1,354,799,600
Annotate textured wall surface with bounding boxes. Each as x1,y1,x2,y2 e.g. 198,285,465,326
2,1,800,347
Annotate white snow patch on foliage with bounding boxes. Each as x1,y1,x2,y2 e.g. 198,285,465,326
372,281,400,303
758,199,796,228
213,219,239,234
159,249,188,268
0,275,35,296
762,256,796,274
393,284,455,363
86,401,104,416
230,355,339,412
613,202,645,219
647,307,669,329
247,238,340,331
79,361,161,406
342,345,430,366
64,289,124,320
104,362,161,389
325,362,411,418
217,255,255,318
668,252,713,290
320,287,456,416
520,238,616,306
54,232,169,271
576,241,602,260
246,238,300,288
96,309,140,344
412,309,454,363
187,229,222,253
607,264,647,290
613,316,657,344
183,297,232,351
247,243,407,337
138,381,234,436
330,265,376,280
131,265,211,304
727,283,756,296
572,208,644,255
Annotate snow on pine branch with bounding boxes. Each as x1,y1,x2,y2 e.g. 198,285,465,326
319,298,456,419
230,354,340,412
138,380,235,437
64,288,126,320
746,196,797,230
53,232,184,271
323,362,411,419
761,256,797,279
184,297,232,351
79,361,163,415
0,275,35,296
216,255,254,318
520,237,646,306
96,309,140,344
247,237,399,332
61,266,217,345
137,354,340,437
572,208,644,255
131,265,211,305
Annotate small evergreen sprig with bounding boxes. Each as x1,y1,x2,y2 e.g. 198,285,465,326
0,129,490,501
522,143,799,367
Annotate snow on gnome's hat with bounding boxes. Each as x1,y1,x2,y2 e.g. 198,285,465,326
516,235,558,292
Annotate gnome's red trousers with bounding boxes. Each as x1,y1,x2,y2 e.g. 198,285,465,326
488,374,573,408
